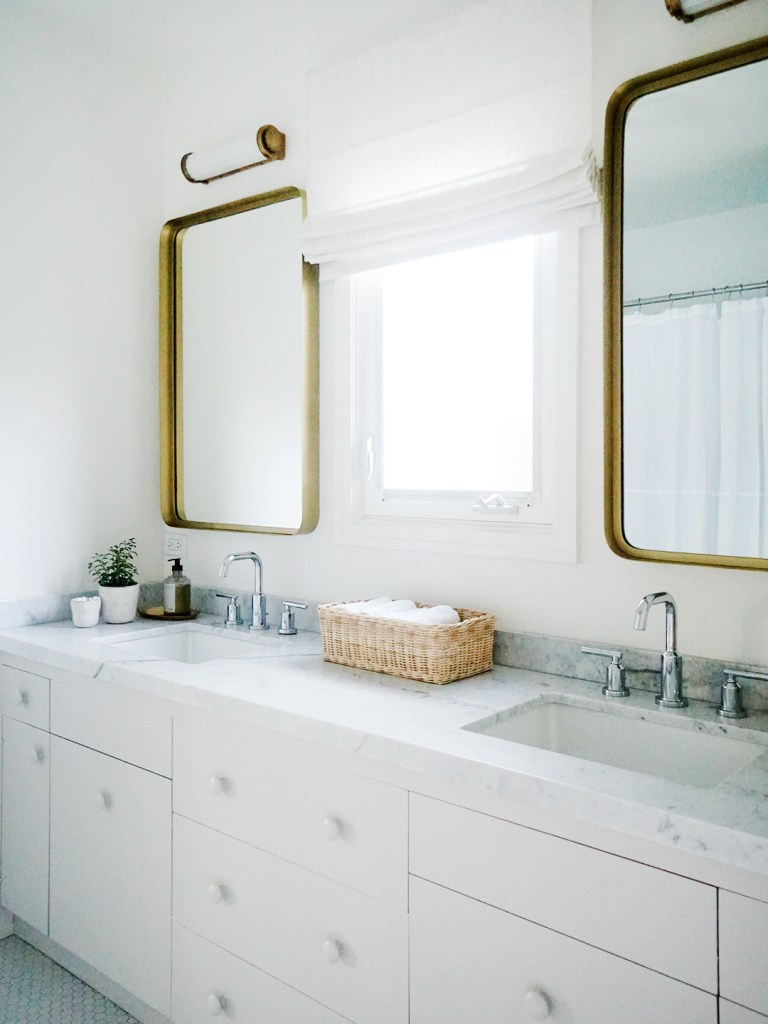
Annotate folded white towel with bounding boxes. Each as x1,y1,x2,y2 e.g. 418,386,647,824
360,599,417,617
394,605,460,625
338,597,393,613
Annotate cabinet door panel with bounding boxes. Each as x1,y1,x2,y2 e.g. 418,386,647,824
174,711,407,908
410,793,717,991
410,877,717,1024
49,737,171,1015
172,924,350,1024
720,891,768,1015
0,664,49,729
721,1001,768,1024
173,815,408,1024
1,718,49,932
50,674,171,777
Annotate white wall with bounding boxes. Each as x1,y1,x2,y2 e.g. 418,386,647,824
6,0,768,667
0,6,164,599
157,0,768,666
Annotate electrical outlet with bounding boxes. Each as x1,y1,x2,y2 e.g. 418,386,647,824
164,531,188,559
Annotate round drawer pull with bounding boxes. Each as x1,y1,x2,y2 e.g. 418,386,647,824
323,817,343,841
322,937,343,964
15,689,28,706
208,883,227,903
209,775,227,796
207,992,226,1016
524,988,552,1020
29,747,44,765
97,791,112,810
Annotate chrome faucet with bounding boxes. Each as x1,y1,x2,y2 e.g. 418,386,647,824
633,592,687,708
218,552,269,631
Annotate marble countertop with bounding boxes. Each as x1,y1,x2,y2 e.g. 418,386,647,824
2,616,768,879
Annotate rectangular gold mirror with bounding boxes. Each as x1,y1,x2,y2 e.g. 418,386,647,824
160,188,319,535
604,36,768,569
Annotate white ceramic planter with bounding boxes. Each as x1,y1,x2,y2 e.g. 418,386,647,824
98,583,140,624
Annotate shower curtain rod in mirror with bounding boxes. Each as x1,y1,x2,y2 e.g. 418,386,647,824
624,278,768,309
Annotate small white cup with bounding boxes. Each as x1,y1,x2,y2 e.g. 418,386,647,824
71,595,101,628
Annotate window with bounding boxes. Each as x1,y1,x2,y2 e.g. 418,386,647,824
335,231,578,560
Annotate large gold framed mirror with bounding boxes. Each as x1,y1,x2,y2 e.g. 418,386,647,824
604,36,768,569
160,188,319,535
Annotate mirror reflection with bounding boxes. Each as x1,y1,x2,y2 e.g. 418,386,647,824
160,189,319,535
605,39,768,568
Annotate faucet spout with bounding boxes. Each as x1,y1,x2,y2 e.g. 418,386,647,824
633,592,686,708
218,551,269,631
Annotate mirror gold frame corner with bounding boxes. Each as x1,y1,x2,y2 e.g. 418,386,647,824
159,187,319,536
603,35,768,571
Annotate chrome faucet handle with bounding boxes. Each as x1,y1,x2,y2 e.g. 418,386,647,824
215,593,242,628
717,668,768,720
278,600,308,636
581,646,630,698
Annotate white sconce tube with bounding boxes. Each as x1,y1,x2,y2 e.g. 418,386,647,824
665,0,750,21
181,124,286,183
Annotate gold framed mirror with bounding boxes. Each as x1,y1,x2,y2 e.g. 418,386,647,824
160,188,319,535
604,36,768,569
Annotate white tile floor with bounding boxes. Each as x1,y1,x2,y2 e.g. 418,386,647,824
0,936,139,1023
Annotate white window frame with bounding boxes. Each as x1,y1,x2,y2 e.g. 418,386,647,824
334,231,579,561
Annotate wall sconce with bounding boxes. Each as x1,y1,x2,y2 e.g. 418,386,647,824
665,0,750,21
181,125,286,184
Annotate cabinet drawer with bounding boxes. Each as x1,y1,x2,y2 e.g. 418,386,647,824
174,712,407,907
721,1002,768,1024
50,737,172,1015
1,719,49,933
410,877,717,1024
720,891,768,1015
410,793,717,992
173,924,351,1024
173,815,408,1024
51,673,171,776
1,664,50,729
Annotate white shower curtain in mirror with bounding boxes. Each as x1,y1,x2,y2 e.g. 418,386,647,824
623,297,768,558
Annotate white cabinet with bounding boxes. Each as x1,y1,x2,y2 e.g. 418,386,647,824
0,662,50,730
174,709,408,909
410,876,717,1024
409,794,719,1023
721,1003,768,1024
173,924,350,1024
49,735,172,1016
172,712,410,1024
720,891,768,1016
1,717,49,933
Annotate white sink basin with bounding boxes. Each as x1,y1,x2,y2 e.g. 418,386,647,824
462,698,767,788
96,626,273,664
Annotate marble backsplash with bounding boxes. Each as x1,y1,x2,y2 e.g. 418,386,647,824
2,585,767,712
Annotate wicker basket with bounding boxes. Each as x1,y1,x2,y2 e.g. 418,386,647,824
318,602,495,685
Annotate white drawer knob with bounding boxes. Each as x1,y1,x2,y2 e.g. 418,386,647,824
323,817,343,841
524,989,552,1020
29,747,44,764
209,775,226,796
322,937,343,964
208,883,227,903
207,992,226,1016
15,689,28,706
97,791,112,810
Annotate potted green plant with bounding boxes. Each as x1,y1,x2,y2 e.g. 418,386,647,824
88,537,140,623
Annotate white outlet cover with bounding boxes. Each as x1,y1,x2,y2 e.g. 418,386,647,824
164,532,188,558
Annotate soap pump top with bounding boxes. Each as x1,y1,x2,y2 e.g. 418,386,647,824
163,558,191,615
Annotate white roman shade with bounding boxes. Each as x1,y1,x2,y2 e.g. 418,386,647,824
302,0,597,277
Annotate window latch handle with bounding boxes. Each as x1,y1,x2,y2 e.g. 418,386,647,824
366,436,375,481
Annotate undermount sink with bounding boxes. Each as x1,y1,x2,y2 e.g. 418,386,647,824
96,625,273,664
462,698,767,789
